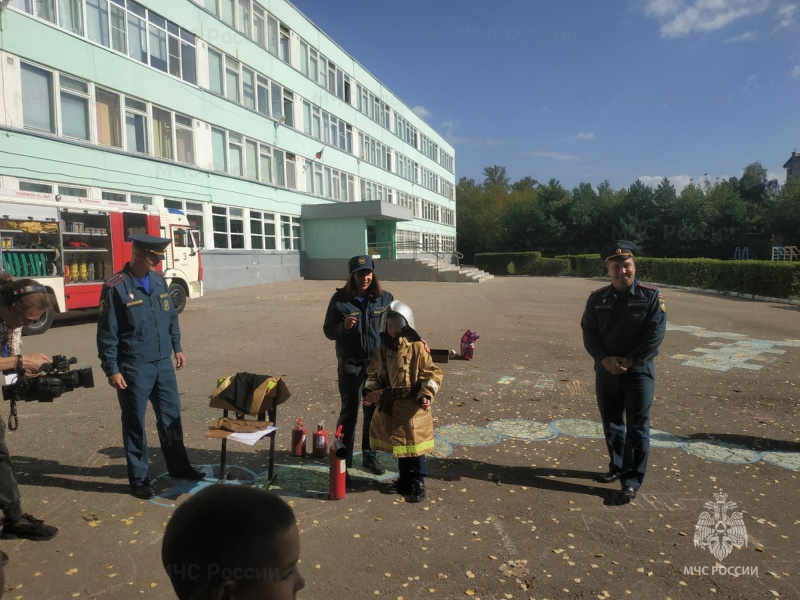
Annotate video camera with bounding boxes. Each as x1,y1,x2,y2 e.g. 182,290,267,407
2,355,94,403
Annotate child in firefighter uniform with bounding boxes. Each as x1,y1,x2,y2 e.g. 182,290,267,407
363,301,442,503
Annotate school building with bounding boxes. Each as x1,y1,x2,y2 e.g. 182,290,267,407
0,0,457,288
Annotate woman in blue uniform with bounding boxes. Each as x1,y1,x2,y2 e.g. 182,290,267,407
323,255,393,476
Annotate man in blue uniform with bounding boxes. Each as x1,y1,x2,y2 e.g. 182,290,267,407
581,240,666,504
97,235,203,500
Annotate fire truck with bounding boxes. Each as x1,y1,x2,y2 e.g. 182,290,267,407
0,188,203,335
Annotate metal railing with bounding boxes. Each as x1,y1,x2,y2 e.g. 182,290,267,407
771,245,799,261
368,241,463,268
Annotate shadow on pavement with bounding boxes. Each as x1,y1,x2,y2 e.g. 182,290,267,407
686,433,800,452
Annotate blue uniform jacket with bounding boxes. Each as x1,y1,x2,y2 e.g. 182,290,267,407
323,289,393,374
97,265,182,377
581,279,666,374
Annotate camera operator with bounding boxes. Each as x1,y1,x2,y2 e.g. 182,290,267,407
0,274,58,552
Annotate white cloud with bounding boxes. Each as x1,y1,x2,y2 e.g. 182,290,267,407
777,4,797,26
768,170,786,184
725,30,758,42
575,131,596,141
529,150,580,161
412,105,431,120
792,64,800,78
643,0,770,38
638,174,694,193
439,118,461,138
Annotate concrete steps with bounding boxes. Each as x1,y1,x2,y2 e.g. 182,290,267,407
416,258,494,283
376,256,494,283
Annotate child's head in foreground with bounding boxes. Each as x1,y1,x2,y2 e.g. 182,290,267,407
162,484,305,600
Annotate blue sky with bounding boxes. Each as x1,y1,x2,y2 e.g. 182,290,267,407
295,0,800,192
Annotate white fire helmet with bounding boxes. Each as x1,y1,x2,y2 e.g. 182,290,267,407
380,300,416,335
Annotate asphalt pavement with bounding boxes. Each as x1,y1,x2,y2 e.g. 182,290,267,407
4,276,799,599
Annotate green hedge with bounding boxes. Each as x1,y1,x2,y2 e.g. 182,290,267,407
475,252,571,276
556,254,800,300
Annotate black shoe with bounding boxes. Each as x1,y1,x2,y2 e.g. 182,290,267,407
382,479,412,495
362,454,386,475
169,467,206,481
130,484,156,500
410,482,426,503
595,471,620,484
0,550,7,566
1,514,58,541
610,486,636,505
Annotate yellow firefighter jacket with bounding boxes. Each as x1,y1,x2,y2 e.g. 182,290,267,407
365,336,443,457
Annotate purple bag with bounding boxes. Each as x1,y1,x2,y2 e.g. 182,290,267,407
460,329,480,361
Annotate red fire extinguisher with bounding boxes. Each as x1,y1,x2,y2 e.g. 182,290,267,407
312,422,328,458
329,425,347,500
291,418,306,457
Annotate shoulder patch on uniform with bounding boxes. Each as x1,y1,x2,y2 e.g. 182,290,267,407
103,273,124,287
659,295,666,312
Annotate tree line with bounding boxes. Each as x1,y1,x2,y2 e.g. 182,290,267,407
455,162,800,263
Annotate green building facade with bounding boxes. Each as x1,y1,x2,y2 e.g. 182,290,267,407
0,0,456,287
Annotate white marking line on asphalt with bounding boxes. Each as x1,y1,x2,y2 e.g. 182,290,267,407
491,517,518,555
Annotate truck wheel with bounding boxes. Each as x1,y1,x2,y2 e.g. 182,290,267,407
22,308,54,336
169,283,187,314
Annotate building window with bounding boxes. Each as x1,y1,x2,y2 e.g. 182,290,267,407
110,1,126,53
148,12,168,72
58,185,88,197
228,133,243,177
280,215,300,250
95,87,122,148
273,149,285,186
220,0,233,26
59,0,83,35
208,48,224,95
211,127,227,172
242,67,255,110
20,62,54,133
259,145,273,184
19,180,53,193
245,139,258,180
225,57,240,103
59,75,90,140
212,205,244,249
152,106,173,159
267,14,278,55
86,0,110,47
102,190,127,202
285,153,296,189
127,2,147,64
165,198,205,246
236,0,250,37
250,210,276,250
178,30,197,85
175,114,194,164
282,89,294,127
256,75,270,116
125,97,149,154
279,24,290,63
253,5,266,48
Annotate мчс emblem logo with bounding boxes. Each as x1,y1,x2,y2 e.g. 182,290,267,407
693,490,748,561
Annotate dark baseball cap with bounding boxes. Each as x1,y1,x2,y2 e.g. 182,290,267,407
348,255,374,273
